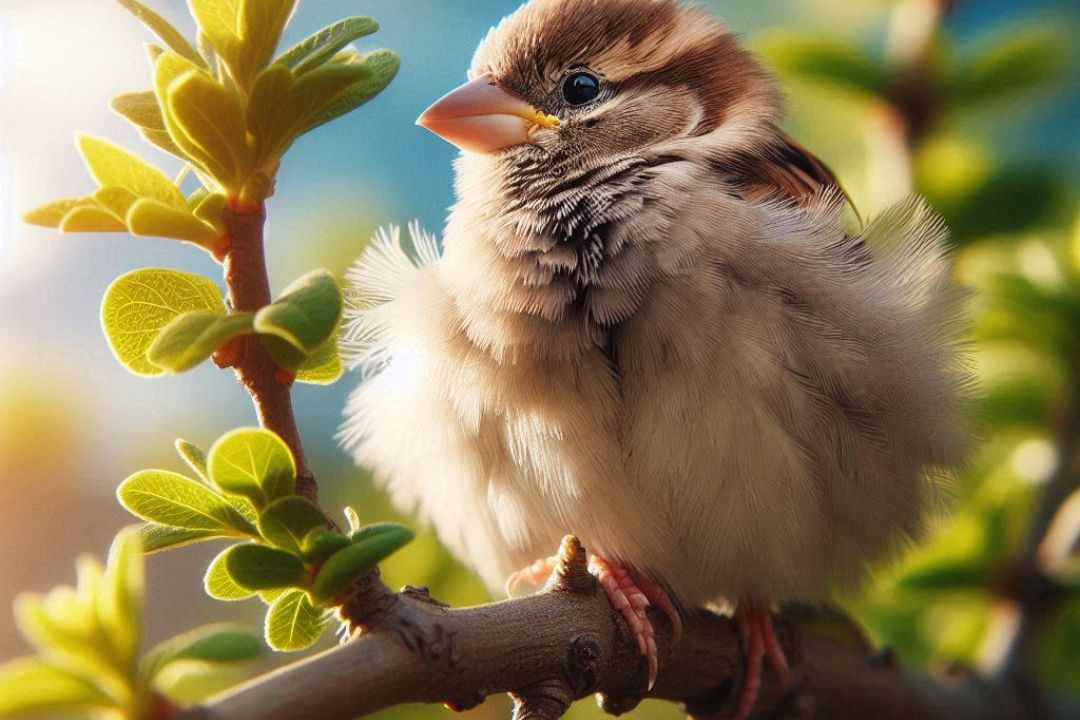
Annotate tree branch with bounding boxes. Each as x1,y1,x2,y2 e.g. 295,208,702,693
220,202,316,502
176,537,1052,720
983,349,1079,682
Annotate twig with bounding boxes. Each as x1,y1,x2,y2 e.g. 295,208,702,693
174,537,1045,720
985,350,1079,682
220,202,317,502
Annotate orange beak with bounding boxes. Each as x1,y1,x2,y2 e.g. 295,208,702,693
416,74,560,154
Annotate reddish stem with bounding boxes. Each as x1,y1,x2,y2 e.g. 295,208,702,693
221,201,317,502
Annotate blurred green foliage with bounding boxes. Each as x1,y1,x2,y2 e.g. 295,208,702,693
3,0,1078,718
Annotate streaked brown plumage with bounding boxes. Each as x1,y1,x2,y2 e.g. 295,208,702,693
341,1,971,716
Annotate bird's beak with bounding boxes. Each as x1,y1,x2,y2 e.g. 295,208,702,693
416,74,560,154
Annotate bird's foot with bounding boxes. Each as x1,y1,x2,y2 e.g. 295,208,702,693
727,598,790,720
504,555,557,596
589,556,682,691
506,553,682,692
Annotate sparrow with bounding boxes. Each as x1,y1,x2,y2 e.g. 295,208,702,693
340,0,970,717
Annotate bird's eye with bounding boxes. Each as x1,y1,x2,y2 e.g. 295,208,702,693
561,71,601,106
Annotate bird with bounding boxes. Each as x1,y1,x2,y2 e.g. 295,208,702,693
339,0,970,717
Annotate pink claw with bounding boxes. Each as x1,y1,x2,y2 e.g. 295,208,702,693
504,556,557,596
728,599,790,720
589,556,674,691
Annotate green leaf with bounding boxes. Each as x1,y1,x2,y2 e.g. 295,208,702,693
755,32,887,97
175,439,210,483
147,624,260,679
100,267,224,376
98,529,144,667
300,528,350,564
147,311,254,373
207,427,296,507
295,335,342,385
77,134,187,210
224,544,307,591
255,270,342,354
276,16,378,73
116,0,206,68
0,658,115,717
112,90,167,131
947,28,1066,107
137,523,221,553
257,497,327,554
23,198,83,228
59,203,128,233
118,469,256,535
350,521,411,545
205,548,257,601
236,0,296,87
312,525,414,602
265,589,328,652
303,49,399,132
166,71,249,186
247,63,295,162
897,560,991,592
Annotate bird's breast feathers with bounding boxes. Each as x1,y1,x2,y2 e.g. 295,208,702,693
340,194,970,604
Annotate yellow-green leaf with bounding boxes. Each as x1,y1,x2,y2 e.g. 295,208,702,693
166,70,249,186
0,658,115,717
145,624,260,679
97,529,144,668
193,192,228,232
137,523,222,553
205,548,257,601
23,198,83,228
175,439,210,482
116,0,206,68
59,202,128,233
118,469,257,535
153,53,229,179
100,267,224,376
112,90,167,131
265,589,328,652
93,186,140,221
295,335,342,385
265,62,370,150
148,310,254,373
236,0,296,87
303,49,399,132
126,198,222,248
188,0,242,62
77,134,187,209
207,427,296,506
276,16,378,74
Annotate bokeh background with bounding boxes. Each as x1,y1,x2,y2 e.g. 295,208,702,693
1,0,1078,718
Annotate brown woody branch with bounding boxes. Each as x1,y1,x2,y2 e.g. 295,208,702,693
219,202,317,502
176,537,1051,720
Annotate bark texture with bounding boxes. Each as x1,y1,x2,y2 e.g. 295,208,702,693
177,537,1051,720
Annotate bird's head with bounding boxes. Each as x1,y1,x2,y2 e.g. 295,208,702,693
417,0,780,173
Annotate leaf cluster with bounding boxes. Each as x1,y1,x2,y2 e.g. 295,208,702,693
100,266,343,381
25,0,398,232
0,530,260,719
119,428,413,651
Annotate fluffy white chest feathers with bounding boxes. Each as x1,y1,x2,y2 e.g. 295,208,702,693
339,189,969,605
